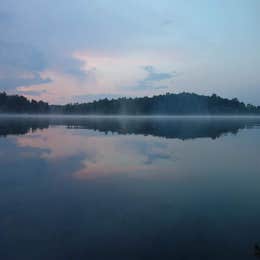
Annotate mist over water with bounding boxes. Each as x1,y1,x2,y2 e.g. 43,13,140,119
0,116,260,259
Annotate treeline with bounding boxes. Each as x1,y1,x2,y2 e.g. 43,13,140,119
58,93,260,115
0,92,49,113
0,91,260,115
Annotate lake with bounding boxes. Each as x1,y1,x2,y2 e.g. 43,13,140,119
0,116,260,260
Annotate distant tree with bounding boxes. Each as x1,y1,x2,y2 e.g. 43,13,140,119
0,92,49,113
0,92,259,115
55,92,259,115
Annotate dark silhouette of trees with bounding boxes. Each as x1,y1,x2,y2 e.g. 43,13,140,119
54,92,260,115
1,91,260,115
0,92,49,113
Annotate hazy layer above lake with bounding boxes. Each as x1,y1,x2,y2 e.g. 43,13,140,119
0,116,260,259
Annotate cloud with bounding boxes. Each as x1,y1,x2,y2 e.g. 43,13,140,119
0,72,52,90
142,65,176,82
0,41,88,90
126,66,177,91
0,41,51,90
0,0,259,104
53,56,90,79
18,89,47,96
0,0,175,93
0,41,88,78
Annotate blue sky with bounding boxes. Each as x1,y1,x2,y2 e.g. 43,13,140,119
0,0,259,104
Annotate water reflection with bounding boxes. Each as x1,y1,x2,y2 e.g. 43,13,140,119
0,116,260,259
0,117,49,137
1,116,260,139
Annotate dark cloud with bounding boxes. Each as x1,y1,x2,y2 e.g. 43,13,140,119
0,1,176,94
0,41,51,90
126,66,176,90
0,0,149,80
0,0,259,104
0,0,170,92
0,41,87,90
0,41,88,79
53,56,88,79
142,66,176,82
0,73,52,90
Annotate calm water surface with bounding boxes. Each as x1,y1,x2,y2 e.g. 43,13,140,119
0,116,260,260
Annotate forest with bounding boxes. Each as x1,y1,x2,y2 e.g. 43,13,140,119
1,92,260,115
0,92,49,113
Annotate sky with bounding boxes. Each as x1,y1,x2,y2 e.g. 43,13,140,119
0,0,259,105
